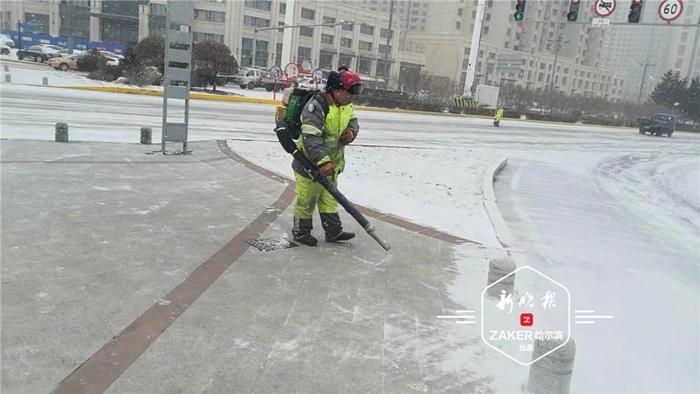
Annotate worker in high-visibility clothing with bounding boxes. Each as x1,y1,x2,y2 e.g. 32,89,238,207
291,66,364,246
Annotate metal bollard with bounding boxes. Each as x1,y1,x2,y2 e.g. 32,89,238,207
55,122,69,142
4,74,10,83
140,127,152,145
527,338,576,394
42,76,48,86
486,258,516,298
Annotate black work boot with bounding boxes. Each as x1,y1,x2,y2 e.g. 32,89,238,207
293,217,318,246
321,213,355,242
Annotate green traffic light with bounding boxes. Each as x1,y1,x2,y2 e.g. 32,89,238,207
514,12,523,21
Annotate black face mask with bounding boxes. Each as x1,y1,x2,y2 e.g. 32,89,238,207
347,83,364,95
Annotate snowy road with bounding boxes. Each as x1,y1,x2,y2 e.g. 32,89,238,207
2,78,699,391
495,151,699,392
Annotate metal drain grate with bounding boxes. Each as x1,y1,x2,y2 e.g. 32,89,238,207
247,237,298,252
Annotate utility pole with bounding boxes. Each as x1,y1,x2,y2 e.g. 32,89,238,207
463,0,486,97
637,62,656,104
66,0,74,54
280,0,295,67
386,0,394,59
384,0,394,87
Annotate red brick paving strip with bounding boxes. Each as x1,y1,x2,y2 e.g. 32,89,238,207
52,184,295,394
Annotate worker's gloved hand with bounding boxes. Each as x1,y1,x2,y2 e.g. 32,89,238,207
318,162,333,176
340,128,356,145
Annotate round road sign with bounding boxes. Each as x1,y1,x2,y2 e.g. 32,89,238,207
658,0,683,22
593,0,616,17
269,65,282,80
312,68,323,81
284,62,299,79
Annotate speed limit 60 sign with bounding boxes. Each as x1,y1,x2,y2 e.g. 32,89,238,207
658,0,683,22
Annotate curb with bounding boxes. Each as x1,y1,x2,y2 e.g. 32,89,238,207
481,156,514,250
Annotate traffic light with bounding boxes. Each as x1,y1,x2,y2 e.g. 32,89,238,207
567,0,580,21
628,0,643,23
514,0,527,21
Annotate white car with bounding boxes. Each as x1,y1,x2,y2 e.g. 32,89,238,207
99,50,124,60
38,44,64,54
1,44,10,55
296,77,326,90
0,34,14,48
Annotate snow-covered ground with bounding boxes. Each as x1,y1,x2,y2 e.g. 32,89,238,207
0,59,278,100
2,66,699,392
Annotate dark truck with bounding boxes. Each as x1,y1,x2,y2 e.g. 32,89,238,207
638,113,675,137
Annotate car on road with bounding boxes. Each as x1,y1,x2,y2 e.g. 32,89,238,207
17,45,60,62
48,54,79,71
638,113,675,137
1,44,10,55
230,67,266,89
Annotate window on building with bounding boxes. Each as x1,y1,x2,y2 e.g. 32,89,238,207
339,54,353,68
360,24,375,35
244,0,271,11
378,44,391,54
457,8,463,16
24,13,49,34
242,37,254,66
323,16,336,24
60,2,90,40
538,72,544,82
297,46,311,62
359,41,373,51
301,8,315,20
193,32,224,44
252,40,268,67
319,50,334,68
342,22,354,31
244,15,270,28
279,2,286,14
376,60,390,77
194,9,225,23
456,21,461,30
321,34,334,45
358,57,372,74
300,25,314,37
341,37,353,48
380,28,393,39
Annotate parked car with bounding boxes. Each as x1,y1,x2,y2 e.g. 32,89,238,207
296,77,327,91
17,45,60,62
0,34,15,48
48,54,79,71
38,44,65,54
1,44,10,55
261,73,293,92
231,67,264,89
638,113,675,137
98,50,124,60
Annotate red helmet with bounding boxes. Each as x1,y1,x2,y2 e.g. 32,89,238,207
340,69,363,95
327,66,364,95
